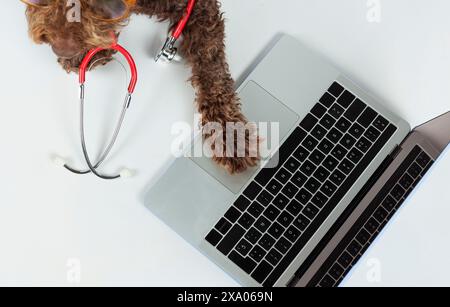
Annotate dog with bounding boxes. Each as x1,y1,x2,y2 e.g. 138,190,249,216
22,0,260,174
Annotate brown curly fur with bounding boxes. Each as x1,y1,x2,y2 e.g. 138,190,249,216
24,0,260,174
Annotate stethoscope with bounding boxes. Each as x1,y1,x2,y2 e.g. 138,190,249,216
54,0,196,180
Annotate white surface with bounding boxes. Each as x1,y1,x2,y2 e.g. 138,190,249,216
1,0,449,286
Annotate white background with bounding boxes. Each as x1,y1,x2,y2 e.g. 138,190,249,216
1,0,449,286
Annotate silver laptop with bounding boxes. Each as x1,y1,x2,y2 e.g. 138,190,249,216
144,34,450,287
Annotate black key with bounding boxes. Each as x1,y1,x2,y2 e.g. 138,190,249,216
305,177,321,194
408,162,422,178
291,171,307,188
225,206,241,223
255,167,277,187
399,173,414,190
336,117,352,133
229,250,257,274
311,103,327,119
293,146,310,162
263,205,281,220
374,207,388,223
215,218,232,235
217,224,246,255
300,114,319,132
285,157,301,173
338,158,355,175
286,200,303,216
347,148,363,164
313,166,330,182
330,169,346,186
340,134,357,150
248,202,265,218
235,238,253,256
321,180,337,197
243,182,262,200
294,214,310,231
251,260,273,284
320,114,336,130
275,168,292,184
347,240,363,257
328,82,345,98
249,245,267,262
245,227,262,244
326,128,343,143
268,222,285,239
302,136,319,151
348,123,365,139
382,195,396,212
356,228,371,245
309,150,326,165
284,226,301,243
329,263,345,280
357,107,377,127
391,184,405,201
205,229,223,246
319,275,336,288
344,98,366,122
318,139,334,155
373,115,389,131
266,249,283,266
279,127,307,162
331,144,348,160
417,152,431,168
238,213,256,230
311,191,328,208
338,251,353,268
365,218,380,234
337,90,355,108
255,216,271,233
277,211,295,228
234,195,251,211
257,190,274,206
311,125,328,141
320,92,335,107
355,137,372,153
275,237,292,254
323,156,339,172
365,126,381,142
259,234,276,251
273,193,290,210
300,160,316,176
302,203,319,220
281,182,299,199
295,188,313,205
329,103,345,119
267,179,283,195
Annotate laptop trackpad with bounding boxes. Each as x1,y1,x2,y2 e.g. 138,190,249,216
190,81,299,194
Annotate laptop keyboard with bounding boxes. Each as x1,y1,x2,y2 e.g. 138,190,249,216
308,145,434,287
205,81,398,286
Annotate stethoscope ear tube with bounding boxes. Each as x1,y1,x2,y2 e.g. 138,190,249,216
79,43,138,94
58,43,138,180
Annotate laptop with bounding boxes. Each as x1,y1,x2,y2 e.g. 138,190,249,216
144,34,450,287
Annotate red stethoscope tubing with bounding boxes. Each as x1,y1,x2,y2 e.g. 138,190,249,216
172,0,196,39
79,43,138,94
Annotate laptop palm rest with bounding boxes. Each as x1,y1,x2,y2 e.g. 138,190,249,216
190,81,299,194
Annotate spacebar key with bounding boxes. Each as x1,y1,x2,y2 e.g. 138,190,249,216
217,224,246,255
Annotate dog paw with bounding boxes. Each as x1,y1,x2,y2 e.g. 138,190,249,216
205,123,261,174
213,155,260,174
